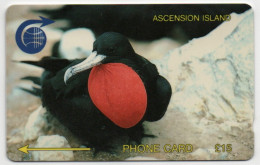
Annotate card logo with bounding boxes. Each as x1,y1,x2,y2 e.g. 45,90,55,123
15,16,54,54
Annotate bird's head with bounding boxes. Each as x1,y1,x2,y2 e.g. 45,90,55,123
64,32,135,84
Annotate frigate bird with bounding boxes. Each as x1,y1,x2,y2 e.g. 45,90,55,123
21,32,172,153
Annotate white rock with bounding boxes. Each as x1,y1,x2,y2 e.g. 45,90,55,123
191,148,227,160
207,149,228,160
191,148,211,160
131,38,181,60
32,135,74,161
141,9,254,160
24,106,47,141
154,9,254,128
59,28,95,59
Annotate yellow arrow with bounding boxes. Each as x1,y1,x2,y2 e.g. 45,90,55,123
18,145,91,154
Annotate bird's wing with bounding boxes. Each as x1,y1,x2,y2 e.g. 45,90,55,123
134,54,159,81
20,56,72,72
132,55,172,122
144,75,172,121
49,62,91,99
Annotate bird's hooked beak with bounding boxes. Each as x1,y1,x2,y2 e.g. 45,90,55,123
64,51,106,84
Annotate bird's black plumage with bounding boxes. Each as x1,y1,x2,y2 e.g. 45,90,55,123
21,32,172,152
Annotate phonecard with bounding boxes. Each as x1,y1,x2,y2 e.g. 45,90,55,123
6,4,254,161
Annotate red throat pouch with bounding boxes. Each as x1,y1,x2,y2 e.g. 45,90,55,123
88,63,147,128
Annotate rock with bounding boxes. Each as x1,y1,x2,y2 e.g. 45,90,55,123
24,106,47,141
208,149,228,160
32,135,74,161
125,156,159,160
219,121,242,137
7,134,23,144
191,148,211,160
154,9,254,129
6,128,24,144
141,9,254,160
59,28,95,59
191,148,228,160
131,38,181,60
